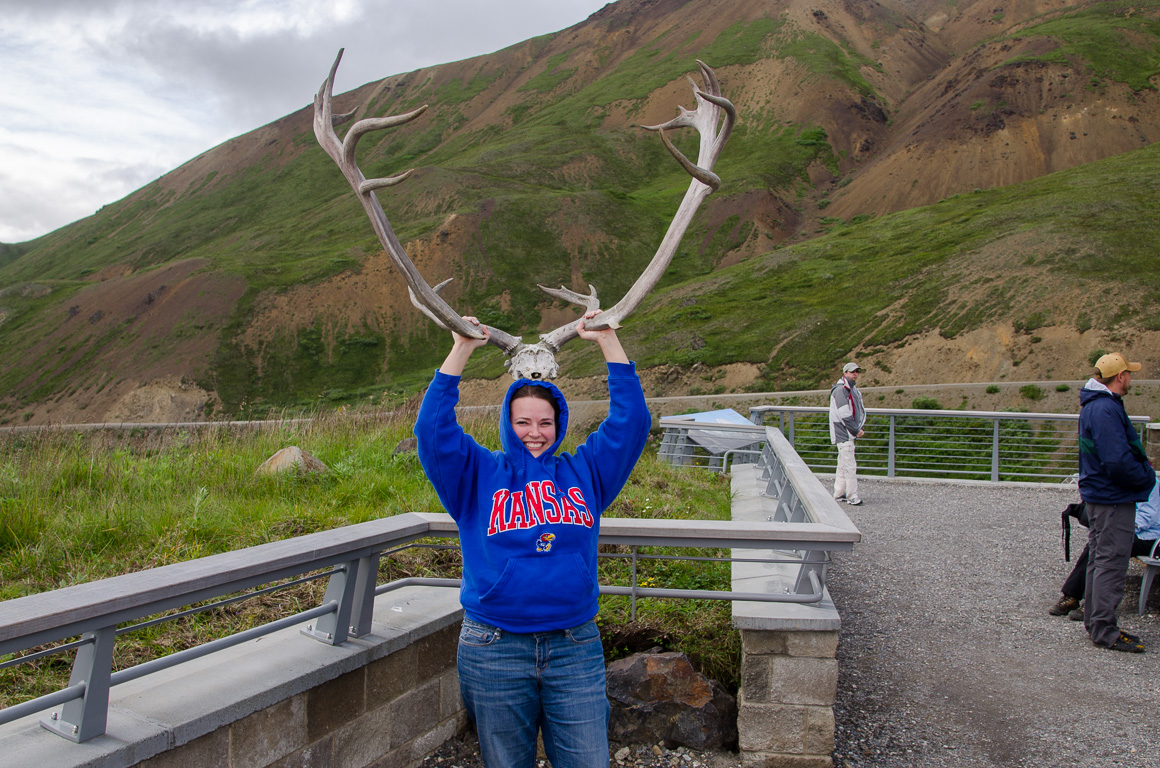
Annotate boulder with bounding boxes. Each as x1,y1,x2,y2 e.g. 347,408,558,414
606,650,737,751
255,446,328,476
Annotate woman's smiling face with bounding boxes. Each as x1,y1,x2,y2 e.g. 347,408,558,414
510,397,557,457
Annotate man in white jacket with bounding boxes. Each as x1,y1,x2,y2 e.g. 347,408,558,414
829,362,866,505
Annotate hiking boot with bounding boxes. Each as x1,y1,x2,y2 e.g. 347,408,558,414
1049,595,1080,616
1107,633,1145,653
846,497,863,506
1069,607,1084,621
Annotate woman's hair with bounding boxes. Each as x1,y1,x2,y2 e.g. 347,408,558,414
510,385,560,423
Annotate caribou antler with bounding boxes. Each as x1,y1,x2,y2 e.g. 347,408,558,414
314,50,520,352
538,60,734,351
314,52,733,380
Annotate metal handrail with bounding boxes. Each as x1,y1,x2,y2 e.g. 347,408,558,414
0,501,858,743
746,405,1149,482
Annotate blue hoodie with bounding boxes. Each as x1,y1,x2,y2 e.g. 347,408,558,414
414,362,651,632
1078,379,1153,505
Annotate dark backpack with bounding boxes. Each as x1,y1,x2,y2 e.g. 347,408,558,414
1061,502,1088,561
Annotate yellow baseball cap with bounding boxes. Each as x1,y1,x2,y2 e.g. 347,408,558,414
1094,353,1142,378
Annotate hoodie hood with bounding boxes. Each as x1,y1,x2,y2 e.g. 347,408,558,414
500,378,569,459
1080,378,1116,407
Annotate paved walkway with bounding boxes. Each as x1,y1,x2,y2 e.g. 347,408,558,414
825,478,1160,768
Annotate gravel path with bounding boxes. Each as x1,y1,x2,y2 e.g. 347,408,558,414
829,478,1160,768
422,478,1160,767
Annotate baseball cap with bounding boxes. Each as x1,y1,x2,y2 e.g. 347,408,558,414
1093,352,1141,378
843,362,862,373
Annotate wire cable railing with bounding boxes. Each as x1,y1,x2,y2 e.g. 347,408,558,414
748,406,1149,483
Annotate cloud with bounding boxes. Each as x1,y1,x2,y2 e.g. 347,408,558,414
0,0,611,243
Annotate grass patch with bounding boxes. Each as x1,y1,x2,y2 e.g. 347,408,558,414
0,416,739,705
1006,1,1160,91
1020,384,1046,401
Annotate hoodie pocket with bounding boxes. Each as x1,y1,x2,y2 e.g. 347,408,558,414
479,552,595,622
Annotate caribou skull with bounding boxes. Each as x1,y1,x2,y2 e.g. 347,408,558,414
314,50,734,380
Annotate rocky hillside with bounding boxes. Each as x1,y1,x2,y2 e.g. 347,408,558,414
1,0,1158,424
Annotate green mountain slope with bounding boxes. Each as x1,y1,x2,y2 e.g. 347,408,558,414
1,0,1158,424
584,141,1160,388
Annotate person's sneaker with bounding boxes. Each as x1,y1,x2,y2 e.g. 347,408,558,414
1049,595,1080,616
833,494,846,502
1069,607,1084,621
1121,630,1142,643
846,497,863,506
1107,633,1145,653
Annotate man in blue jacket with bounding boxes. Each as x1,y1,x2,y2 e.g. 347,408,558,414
1078,352,1154,652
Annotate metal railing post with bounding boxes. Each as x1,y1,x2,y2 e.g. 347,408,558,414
630,546,639,622
348,554,381,638
888,415,896,478
793,550,827,596
302,558,362,645
676,429,695,466
41,627,115,742
786,413,795,447
991,419,1001,482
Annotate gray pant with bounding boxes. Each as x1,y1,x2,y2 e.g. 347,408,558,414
1083,502,1137,647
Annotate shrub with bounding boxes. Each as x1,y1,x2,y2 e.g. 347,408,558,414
1088,349,1107,366
1014,312,1046,333
1055,383,1071,392
986,385,1000,394
911,396,942,410
795,127,829,147
1020,384,1045,401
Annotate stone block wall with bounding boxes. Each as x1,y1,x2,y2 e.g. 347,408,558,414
134,624,465,768
729,461,855,768
0,586,467,768
737,630,839,768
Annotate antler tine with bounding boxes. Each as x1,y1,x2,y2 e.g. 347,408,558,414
539,63,734,346
644,123,722,190
538,284,600,311
332,108,357,127
408,280,522,352
696,60,721,96
314,50,499,345
408,278,457,330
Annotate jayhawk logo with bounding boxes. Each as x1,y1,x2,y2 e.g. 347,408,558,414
536,533,556,552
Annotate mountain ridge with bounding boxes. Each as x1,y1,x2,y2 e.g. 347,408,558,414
1,0,1158,424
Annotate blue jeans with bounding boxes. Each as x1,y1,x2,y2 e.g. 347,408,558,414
457,616,610,768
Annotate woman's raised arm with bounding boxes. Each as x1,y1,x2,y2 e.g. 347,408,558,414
575,310,629,365
439,316,491,376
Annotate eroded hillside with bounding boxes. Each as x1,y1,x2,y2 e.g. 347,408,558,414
1,0,1158,424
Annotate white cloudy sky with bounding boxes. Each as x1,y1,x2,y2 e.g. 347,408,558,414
0,0,613,244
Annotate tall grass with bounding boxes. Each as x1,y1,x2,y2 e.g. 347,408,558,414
0,411,739,707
